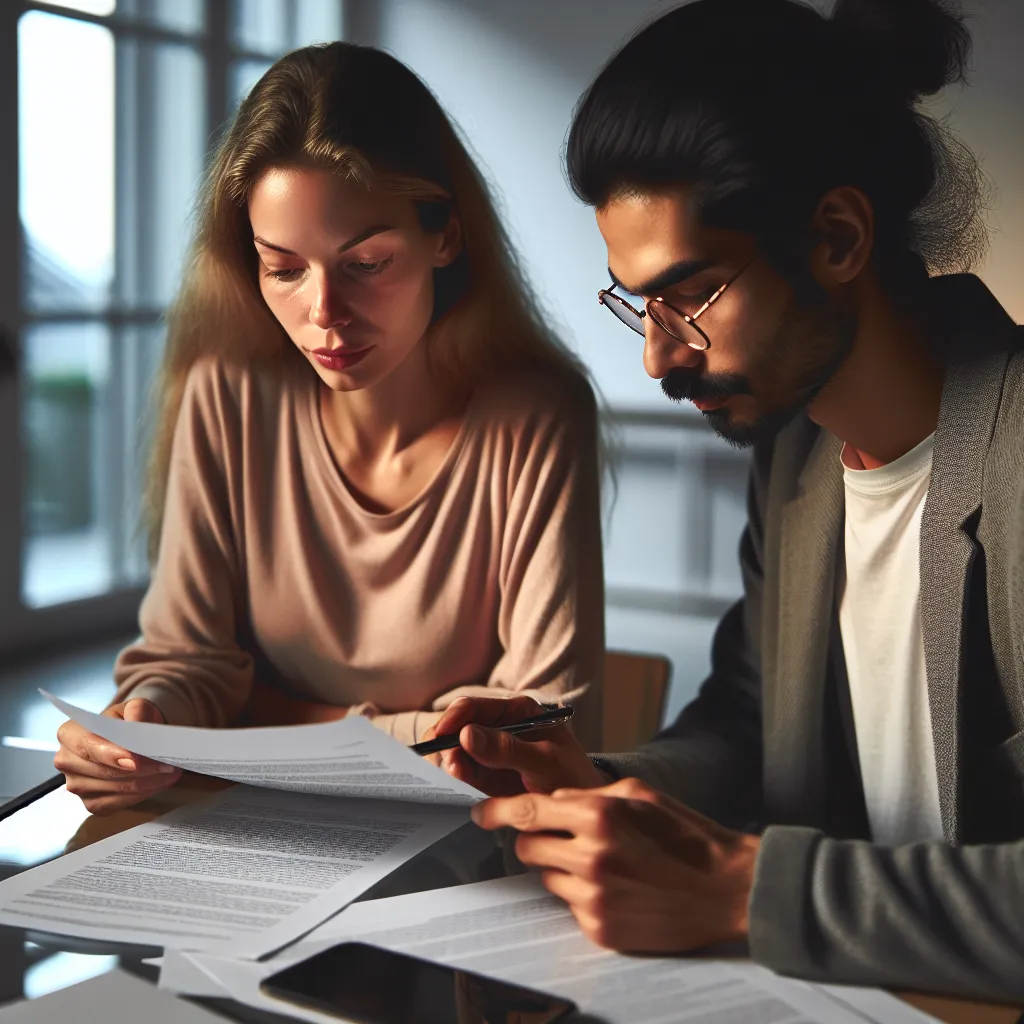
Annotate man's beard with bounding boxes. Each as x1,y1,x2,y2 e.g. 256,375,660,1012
661,294,856,448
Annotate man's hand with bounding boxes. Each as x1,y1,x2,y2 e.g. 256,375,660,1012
421,696,607,796
470,777,760,953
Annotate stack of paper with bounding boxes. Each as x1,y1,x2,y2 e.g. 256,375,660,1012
0,697,485,957
3,697,943,1023
0,969,223,1023
160,874,941,1024
40,693,483,804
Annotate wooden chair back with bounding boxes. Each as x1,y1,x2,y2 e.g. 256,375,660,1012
601,650,672,752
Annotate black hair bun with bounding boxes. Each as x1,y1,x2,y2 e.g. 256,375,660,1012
830,0,971,101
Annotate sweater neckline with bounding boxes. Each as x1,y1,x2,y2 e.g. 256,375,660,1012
304,367,478,522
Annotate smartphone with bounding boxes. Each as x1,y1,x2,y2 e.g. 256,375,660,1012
260,941,577,1023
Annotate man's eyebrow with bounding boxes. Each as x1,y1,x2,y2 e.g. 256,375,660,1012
608,258,714,296
252,224,396,256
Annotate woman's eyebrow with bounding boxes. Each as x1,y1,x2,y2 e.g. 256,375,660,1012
252,224,397,256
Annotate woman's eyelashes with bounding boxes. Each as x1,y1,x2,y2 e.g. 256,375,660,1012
349,254,394,276
262,254,395,284
265,267,304,283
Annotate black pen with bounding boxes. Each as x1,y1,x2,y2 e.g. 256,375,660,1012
410,703,574,755
0,773,65,824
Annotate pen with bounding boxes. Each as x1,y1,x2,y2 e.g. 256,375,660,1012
410,703,574,756
0,773,65,824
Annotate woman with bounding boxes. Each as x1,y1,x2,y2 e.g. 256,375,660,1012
54,43,605,814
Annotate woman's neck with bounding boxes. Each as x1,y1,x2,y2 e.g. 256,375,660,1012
319,341,467,463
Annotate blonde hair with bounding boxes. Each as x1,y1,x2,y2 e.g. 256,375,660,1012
144,42,598,559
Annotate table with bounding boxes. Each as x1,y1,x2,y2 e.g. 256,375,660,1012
0,773,1021,1023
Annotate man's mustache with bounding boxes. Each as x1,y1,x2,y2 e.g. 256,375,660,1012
660,368,752,403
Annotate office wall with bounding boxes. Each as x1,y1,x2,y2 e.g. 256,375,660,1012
347,0,1023,723
926,0,1024,320
345,0,740,721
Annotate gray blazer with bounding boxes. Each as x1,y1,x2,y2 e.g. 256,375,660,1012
608,274,1024,1001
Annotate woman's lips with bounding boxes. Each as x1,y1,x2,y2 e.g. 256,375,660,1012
310,347,374,372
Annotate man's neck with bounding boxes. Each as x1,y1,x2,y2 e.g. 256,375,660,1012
808,279,944,470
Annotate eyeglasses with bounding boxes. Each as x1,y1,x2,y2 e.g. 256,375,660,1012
597,257,755,351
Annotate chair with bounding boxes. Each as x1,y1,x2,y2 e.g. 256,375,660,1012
601,650,672,752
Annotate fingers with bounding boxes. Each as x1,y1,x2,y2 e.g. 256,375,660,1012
55,696,181,815
54,747,177,781
55,698,170,774
514,833,585,875
80,782,179,817
540,869,599,913
440,748,528,797
114,700,166,769
56,719,136,772
459,724,565,776
538,872,620,950
433,696,543,738
471,790,612,835
64,766,182,808
599,778,738,843
556,777,732,842
121,698,165,724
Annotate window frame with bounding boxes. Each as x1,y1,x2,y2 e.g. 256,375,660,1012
0,0,339,657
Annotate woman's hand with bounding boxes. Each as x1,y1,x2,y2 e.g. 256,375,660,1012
54,698,182,815
422,696,608,796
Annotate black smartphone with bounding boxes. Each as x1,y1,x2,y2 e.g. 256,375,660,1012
260,941,577,1023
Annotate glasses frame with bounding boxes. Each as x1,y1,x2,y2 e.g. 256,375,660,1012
597,257,755,351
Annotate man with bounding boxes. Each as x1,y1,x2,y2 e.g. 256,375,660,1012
425,0,1024,1004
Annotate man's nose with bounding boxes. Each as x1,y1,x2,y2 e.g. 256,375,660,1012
642,319,703,380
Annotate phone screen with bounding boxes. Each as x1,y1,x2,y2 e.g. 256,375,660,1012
260,941,577,1023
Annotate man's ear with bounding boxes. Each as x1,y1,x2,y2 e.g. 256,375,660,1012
808,185,874,287
433,211,463,269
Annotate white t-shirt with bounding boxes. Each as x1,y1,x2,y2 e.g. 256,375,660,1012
838,433,945,846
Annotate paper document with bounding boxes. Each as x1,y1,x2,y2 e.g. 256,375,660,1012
44,691,482,805
0,969,224,1024
0,784,468,958
160,874,939,1024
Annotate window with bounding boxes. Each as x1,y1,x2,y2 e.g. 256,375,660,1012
1,0,342,645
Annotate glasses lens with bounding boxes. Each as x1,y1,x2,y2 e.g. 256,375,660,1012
649,301,709,351
601,293,645,335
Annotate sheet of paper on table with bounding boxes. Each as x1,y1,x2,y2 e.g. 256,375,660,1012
159,873,941,1024
0,969,224,1023
0,784,470,959
43,691,482,805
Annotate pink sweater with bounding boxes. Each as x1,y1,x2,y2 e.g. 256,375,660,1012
114,354,604,747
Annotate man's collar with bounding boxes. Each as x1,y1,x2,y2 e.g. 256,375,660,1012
925,273,1021,360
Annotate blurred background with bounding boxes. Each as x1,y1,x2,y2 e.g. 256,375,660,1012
0,0,1021,747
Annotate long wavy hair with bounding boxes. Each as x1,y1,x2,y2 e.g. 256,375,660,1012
144,42,598,559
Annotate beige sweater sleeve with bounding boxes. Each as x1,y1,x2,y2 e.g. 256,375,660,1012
363,381,606,749
113,361,253,726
